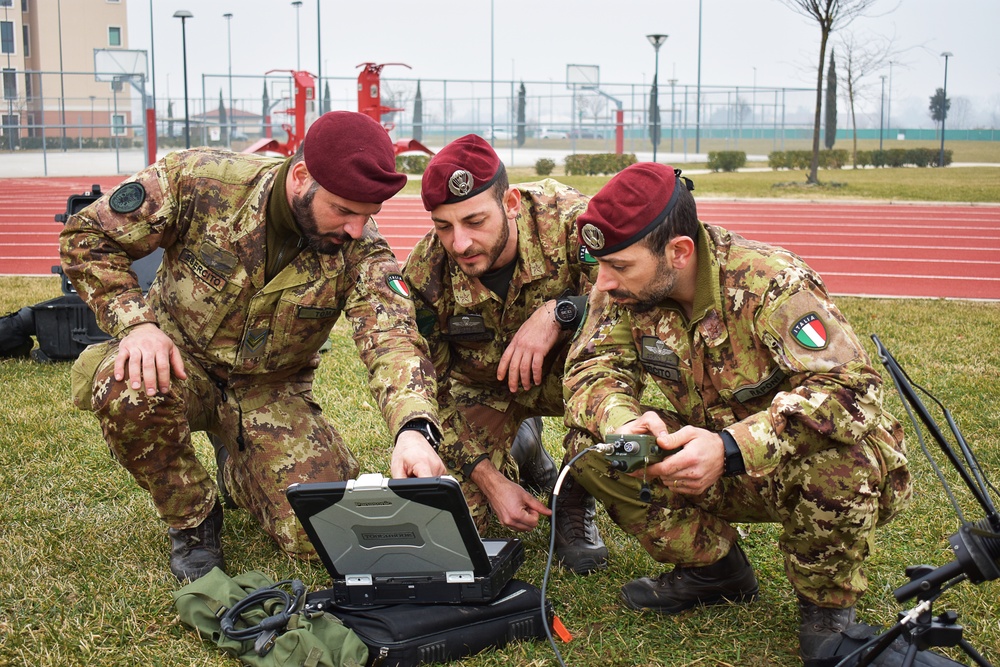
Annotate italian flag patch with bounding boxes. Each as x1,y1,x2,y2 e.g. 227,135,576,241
790,313,828,350
386,274,411,298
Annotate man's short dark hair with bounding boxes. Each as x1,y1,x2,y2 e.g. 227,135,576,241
641,184,699,254
489,163,509,211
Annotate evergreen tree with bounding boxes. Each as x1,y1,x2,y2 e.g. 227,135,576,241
648,74,661,148
412,80,423,141
824,49,837,149
516,82,526,147
167,100,175,140
929,88,950,125
323,82,331,115
262,82,270,136
218,89,228,144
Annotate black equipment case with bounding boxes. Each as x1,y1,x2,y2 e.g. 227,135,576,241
305,579,553,667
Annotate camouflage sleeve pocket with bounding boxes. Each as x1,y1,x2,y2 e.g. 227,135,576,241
762,288,861,374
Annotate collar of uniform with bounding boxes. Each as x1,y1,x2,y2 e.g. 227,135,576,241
267,159,302,242
233,160,284,289
686,222,723,331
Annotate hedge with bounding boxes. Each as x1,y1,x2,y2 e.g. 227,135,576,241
395,155,431,174
564,153,637,176
707,151,746,172
767,149,849,170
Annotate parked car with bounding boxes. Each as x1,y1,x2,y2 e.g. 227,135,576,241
488,127,513,141
538,128,569,139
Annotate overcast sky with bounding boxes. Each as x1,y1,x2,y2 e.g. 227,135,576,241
127,0,1000,129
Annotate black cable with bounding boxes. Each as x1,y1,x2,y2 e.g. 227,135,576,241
220,578,306,646
541,444,609,667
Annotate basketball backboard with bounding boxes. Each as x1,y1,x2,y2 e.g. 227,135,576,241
94,49,148,83
566,64,599,90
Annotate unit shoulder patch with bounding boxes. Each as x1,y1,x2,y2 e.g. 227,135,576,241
108,182,146,214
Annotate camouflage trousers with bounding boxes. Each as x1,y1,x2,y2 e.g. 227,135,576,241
565,417,911,608
72,340,359,558
438,383,565,531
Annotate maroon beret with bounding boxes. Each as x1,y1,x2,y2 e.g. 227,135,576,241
421,134,504,211
577,162,683,257
302,111,406,204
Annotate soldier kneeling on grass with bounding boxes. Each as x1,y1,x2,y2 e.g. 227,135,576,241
60,111,446,582
560,162,915,665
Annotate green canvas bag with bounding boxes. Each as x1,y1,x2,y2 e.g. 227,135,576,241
172,567,368,667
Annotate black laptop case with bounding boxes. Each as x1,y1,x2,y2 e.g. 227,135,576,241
286,475,524,606
306,579,552,667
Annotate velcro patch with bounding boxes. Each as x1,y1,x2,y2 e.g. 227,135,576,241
180,248,226,292
578,245,597,265
639,336,680,381
242,328,269,355
108,182,146,214
732,366,786,404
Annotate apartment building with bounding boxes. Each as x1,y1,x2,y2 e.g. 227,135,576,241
2,0,133,144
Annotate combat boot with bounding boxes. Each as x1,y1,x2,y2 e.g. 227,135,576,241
620,542,759,614
552,474,608,575
168,500,225,582
798,598,856,665
511,417,558,496
209,433,237,510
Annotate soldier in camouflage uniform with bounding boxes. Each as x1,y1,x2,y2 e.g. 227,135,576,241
401,134,608,574
61,111,445,582
561,163,912,663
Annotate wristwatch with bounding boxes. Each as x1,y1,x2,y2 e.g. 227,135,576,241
554,298,579,330
396,419,442,451
720,430,746,477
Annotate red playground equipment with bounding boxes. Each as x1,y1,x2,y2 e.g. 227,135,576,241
356,62,434,156
244,64,433,158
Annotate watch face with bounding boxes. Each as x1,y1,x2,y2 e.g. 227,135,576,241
555,300,576,323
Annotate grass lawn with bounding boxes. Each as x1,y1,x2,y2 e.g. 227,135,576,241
2,168,999,666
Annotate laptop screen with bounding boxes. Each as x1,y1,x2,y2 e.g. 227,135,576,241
287,475,494,579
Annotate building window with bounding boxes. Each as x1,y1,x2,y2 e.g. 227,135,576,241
1,114,19,141
22,24,29,57
23,71,31,99
0,1,14,8
108,26,122,47
1,22,14,54
22,0,28,12
2,69,16,99
112,114,126,136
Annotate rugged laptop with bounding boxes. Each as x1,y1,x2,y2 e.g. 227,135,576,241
287,474,524,606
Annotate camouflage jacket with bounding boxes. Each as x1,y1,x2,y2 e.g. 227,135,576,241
403,179,597,414
60,149,438,435
564,223,906,478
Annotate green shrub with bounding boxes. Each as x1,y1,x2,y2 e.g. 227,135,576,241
768,151,787,170
854,150,871,168
564,153,636,176
395,155,430,174
535,158,556,176
707,151,747,172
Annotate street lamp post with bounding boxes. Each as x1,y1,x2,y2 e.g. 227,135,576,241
292,1,303,71
646,34,668,163
879,75,886,151
224,12,233,147
89,95,95,139
887,60,894,138
173,10,193,149
938,51,953,168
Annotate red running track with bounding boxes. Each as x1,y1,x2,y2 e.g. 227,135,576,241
1,176,998,300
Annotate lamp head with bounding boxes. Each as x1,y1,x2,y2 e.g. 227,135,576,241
647,34,668,50
173,9,193,19
941,51,953,59
223,12,233,19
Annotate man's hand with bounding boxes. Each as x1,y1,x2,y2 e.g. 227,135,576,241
471,459,551,531
631,424,725,496
114,322,187,396
390,432,447,478
496,300,561,393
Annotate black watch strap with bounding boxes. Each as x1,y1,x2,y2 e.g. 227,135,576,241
720,430,746,477
396,419,442,451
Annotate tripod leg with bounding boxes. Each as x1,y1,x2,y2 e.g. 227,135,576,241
901,641,919,667
957,638,993,667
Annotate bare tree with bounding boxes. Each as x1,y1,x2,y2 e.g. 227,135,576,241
778,0,881,183
837,31,894,166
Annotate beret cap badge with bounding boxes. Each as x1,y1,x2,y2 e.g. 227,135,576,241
447,169,474,197
581,223,606,250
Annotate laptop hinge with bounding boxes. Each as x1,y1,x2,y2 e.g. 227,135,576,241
446,570,474,584
345,574,373,586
